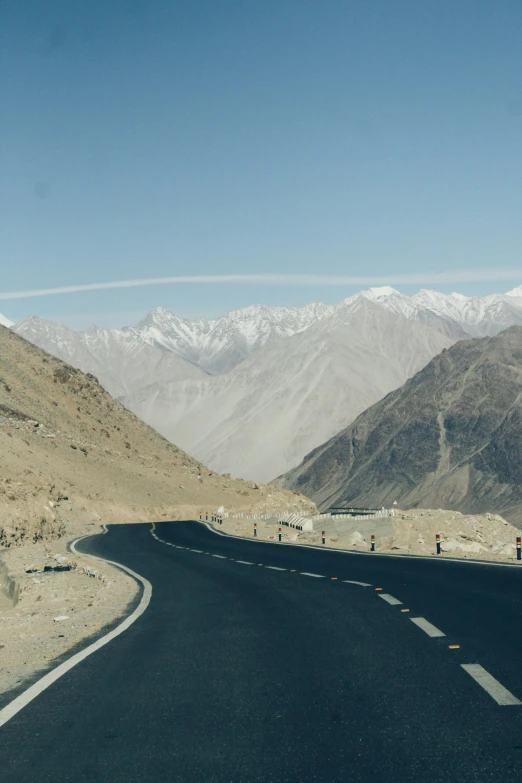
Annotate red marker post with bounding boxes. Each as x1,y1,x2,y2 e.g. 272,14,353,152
254,522,257,538
371,534,375,552
517,536,521,561
436,533,441,555
278,527,282,543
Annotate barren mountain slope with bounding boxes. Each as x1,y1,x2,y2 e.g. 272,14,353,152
0,326,314,548
278,326,522,524
123,299,453,481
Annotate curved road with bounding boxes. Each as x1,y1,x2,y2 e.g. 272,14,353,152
1,520,522,782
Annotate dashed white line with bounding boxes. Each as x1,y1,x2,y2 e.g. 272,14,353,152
236,560,254,565
461,664,521,706
379,593,403,606
300,572,325,578
191,549,203,553
409,617,446,638
342,580,372,587
212,554,226,559
265,566,286,571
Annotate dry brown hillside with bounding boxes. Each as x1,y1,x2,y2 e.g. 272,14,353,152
0,325,314,547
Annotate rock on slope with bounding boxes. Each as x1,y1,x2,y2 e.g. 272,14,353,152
278,326,522,525
123,299,453,482
0,325,314,548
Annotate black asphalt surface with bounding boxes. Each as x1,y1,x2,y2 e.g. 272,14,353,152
2,520,522,782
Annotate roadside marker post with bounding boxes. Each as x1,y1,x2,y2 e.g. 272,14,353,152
278,527,282,543
436,533,441,555
517,537,521,561
322,531,325,545
254,522,257,538
371,534,375,552
206,513,208,521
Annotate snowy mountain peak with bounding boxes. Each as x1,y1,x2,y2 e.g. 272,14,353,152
362,286,400,300
505,286,522,298
449,292,470,301
0,313,13,328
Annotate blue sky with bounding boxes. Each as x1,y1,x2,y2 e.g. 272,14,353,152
1,0,521,328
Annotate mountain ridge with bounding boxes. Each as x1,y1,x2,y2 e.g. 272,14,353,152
277,326,522,524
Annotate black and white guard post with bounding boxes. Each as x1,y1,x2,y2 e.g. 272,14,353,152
371,534,375,552
278,527,282,542
254,522,257,537
517,536,521,561
206,513,208,521
436,533,441,555
322,530,325,545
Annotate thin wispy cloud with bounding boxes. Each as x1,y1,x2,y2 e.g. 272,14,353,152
0,270,520,300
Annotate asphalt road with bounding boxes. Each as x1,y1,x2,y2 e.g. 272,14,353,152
1,520,522,782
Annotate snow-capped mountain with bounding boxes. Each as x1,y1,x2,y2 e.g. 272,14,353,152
350,286,522,338
126,302,336,374
0,313,13,328
123,298,454,482
12,284,522,481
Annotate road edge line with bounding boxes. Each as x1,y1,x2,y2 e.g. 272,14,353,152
0,527,152,729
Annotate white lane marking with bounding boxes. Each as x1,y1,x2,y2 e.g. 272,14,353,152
236,560,254,565
461,664,521,706
379,593,403,605
212,554,226,559
0,530,152,729
265,566,286,571
300,572,325,578
409,617,446,638
191,549,203,553
342,580,372,587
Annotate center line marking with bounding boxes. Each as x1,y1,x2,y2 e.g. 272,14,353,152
265,566,286,571
461,664,521,706
191,549,203,553
410,617,446,638
236,560,254,565
300,572,325,578
212,554,226,559
379,593,403,606
342,580,372,587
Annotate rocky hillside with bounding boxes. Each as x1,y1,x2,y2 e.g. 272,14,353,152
278,326,522,525
0,326,314,548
